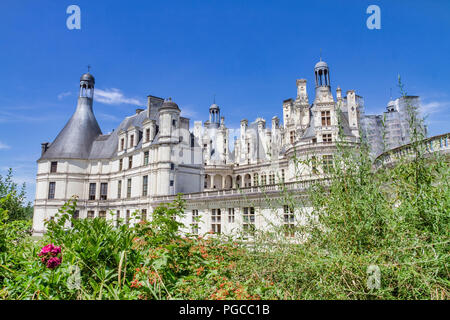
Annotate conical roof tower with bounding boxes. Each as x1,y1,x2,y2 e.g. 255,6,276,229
40,72,102,160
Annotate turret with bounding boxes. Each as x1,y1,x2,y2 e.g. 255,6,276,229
40,71,101,160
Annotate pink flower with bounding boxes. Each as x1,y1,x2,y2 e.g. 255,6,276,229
46,257,62,269
38,244,62,269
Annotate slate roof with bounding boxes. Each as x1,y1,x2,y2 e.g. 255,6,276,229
40,97,102,160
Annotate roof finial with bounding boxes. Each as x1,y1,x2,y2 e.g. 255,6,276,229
87,64,91,73
390,88,392,100
213,93,216,104
320,48,322,61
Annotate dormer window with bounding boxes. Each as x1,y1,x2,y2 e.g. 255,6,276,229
130,135,134,148
321,111,331,126
172,119,176,126
120,138,124,151
145,128,150,142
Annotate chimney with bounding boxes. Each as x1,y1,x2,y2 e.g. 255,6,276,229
336,86,342,100
240,119,248,140
147,95,164,118
41,142,50,156
296,79,308,103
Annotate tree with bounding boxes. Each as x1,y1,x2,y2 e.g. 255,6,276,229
0,168,33,221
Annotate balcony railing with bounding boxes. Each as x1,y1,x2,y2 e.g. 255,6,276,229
152,178,330,202
374,133,450,168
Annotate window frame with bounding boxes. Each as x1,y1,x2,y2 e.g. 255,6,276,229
48,182,56,199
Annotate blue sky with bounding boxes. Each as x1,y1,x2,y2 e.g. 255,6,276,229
0,0,449,203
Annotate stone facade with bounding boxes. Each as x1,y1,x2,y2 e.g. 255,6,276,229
33,60,372,237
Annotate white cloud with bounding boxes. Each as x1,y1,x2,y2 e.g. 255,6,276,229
0,141,10,150
97,112,121,122
95,88,144,106
420,100,450,115
57,91,72,100
180,107,198,118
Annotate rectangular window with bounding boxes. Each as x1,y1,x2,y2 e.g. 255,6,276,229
170,163,175,170
261,174,267,185
211,209,221,234
141,209,147,222
322,133,332,143
120,138,124,151
190,134,195,148
99,210,106,219
191,210,199,235
311,156,319,174
130,135,134,148
145,128,150,142
170,180,174,187
100,183,108,200
283,205,295,237
50,161,57,173
269,173,275,185
281,169,285,182
127,179,132,198
116,210,120,227
71,210,79,227
89,183,96,200
142,175,148,196
119,158,123,171
87,210,94,219
290,131,295,144
117,180,122,199
125,210,130,224
242,207,255,235
322,155,333,173
228,208,235,223
144,151,149,166
253,173,259,186
321,111,331,126
128,156,133,169
48,182,55,199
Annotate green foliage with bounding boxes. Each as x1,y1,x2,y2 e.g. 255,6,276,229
228,78,449,299
0,168,33,221
0,78,448,299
